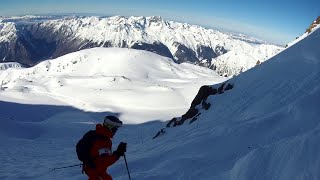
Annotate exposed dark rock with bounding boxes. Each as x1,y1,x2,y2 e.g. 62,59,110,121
196,45,227,67
214,45,228,56
152,128,165,139
167,117,177,128
305,16,320,33
197,45,218,60
201,100,211,110
256,60,261,65
190,86,218,108
224,83,234,91
173,43,198,63
0,35,38,66
218,83,225,94
154,82,234,139
131,41,174,59
189,113,201,124
178,108,199,125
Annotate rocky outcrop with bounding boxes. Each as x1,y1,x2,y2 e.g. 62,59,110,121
305,16,320,33
174,43,199,64
131,42,174,60
153,82,234,139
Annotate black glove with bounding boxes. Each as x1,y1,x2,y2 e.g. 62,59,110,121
113,142,127,157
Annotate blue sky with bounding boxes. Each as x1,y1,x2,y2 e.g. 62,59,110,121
0,0,319,44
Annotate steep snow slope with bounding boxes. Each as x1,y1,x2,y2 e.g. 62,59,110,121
150,23,320,179
0,27,318,180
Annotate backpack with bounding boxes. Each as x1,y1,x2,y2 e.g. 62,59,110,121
76,130,107,168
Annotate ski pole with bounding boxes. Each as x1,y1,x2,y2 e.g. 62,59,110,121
124,154,132,180
52,163,82,171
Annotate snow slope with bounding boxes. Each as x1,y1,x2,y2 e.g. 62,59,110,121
151,23,320,179
0,47,226,123
0,26,319,180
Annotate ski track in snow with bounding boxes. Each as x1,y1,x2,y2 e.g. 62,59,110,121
31,87,106,112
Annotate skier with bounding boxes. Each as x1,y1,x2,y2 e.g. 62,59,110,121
77,115,127,180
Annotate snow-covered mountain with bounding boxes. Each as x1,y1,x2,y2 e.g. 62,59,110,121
0,47,226,122
0,15,283,76
0,21,319,180
0,22,17,42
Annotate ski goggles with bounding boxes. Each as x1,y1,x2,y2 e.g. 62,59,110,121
105,124,120,134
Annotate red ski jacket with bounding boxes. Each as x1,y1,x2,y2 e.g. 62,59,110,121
84,124,120,180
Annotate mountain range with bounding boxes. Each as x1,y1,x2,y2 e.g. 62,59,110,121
0,15,283,76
